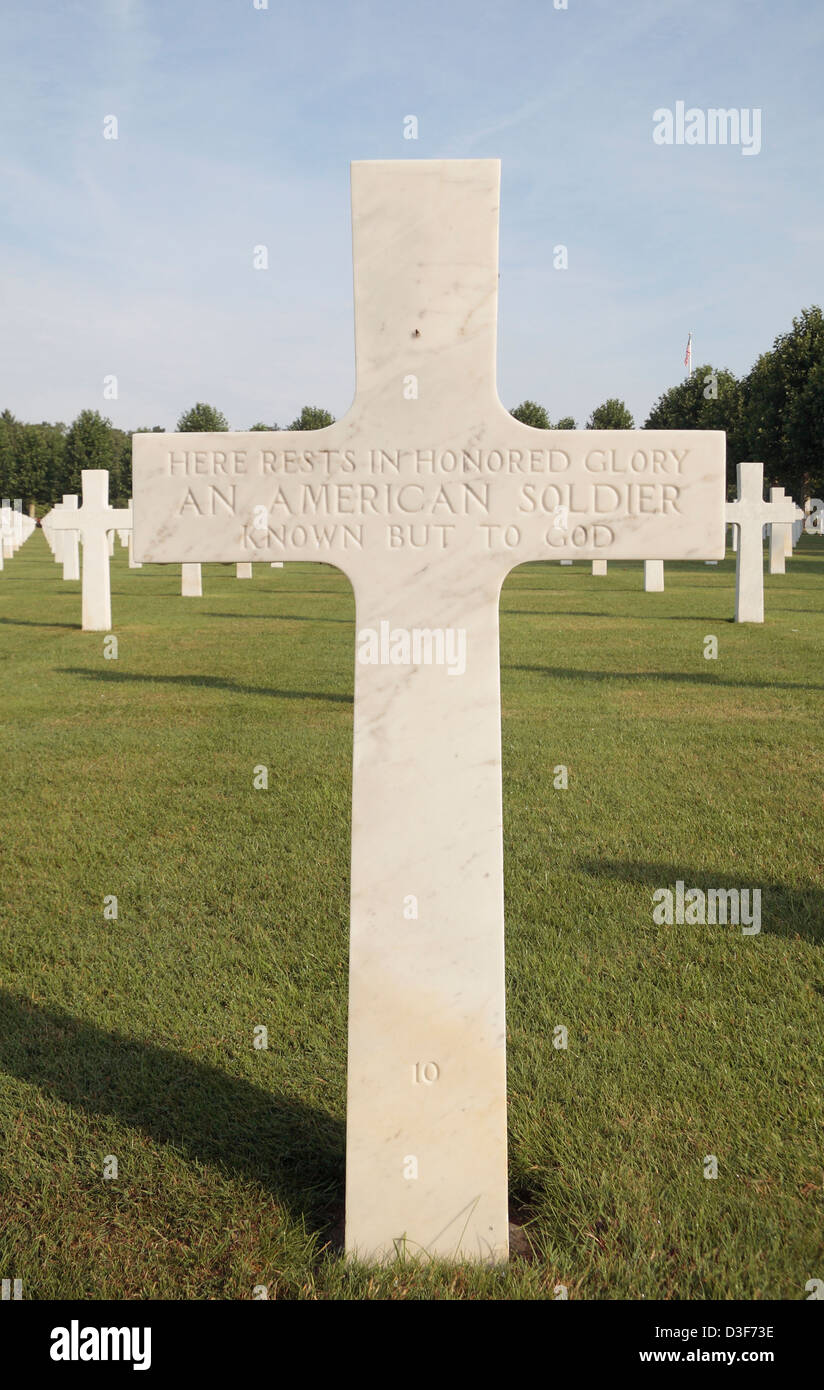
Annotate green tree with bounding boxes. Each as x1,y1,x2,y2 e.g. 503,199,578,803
41,422,67,503
287,405,335,431
509,399,551,429
110,427,133,504
63,410,116,494
586,398,635,429
176,403,229,432
645,365,743,493
0,410,20,500
555,416,577,430
249,421,279,431
785,358,824,498
741,306,824,499
21,426,48,505
17,423,65,506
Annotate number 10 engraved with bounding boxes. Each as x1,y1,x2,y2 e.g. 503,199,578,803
412,1061,440,1084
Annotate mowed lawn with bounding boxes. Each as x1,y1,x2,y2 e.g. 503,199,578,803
0,529,822,1301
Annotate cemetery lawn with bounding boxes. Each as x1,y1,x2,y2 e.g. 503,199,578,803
1,531,822,1302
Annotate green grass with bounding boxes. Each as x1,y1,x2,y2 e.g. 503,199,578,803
1,532,822,1300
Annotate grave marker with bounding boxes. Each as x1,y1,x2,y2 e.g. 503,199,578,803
1,501,22,558
1,501,35,559
126,501,142,568
768,486,790,574
182,563,202,597
133,159,726,1262
644,560,664,591
726,463,803,622
48,470,131,631
57,495,80,581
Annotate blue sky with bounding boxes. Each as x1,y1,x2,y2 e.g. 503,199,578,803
1,0,822,431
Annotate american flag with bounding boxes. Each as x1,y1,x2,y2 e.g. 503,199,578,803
684,332,693,372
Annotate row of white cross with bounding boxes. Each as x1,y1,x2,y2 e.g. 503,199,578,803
15,482,282,622
10,463,812,630
0,502,36,568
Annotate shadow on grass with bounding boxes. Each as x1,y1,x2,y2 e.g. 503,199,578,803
204,612,353,624
579,859,823,946
61,668,353,704
502,611,731,622
506,664,823,692
0,616,79,629
0,991,344,1232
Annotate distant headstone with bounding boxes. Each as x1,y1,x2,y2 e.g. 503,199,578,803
126,501,142,568
236,563,253,578
56,495,80,581
133,158,726,1262
591,559,607,576
1,501,35,558
47,471,130,630
644,560,664,591
726,463,803,623
784,522,795,557
1,501,21,558
768,487,789,574
181,563,202,597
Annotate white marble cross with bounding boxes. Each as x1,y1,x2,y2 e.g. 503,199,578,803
1,500,27,558
768,486,791,574
126,501,142,568
133,159,726,1264
726,463,803,622
48,470,131,630
0,501,15,566
54,495,80,580
50,519,65,565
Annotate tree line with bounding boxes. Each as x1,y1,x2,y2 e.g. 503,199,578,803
1,306,821,510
